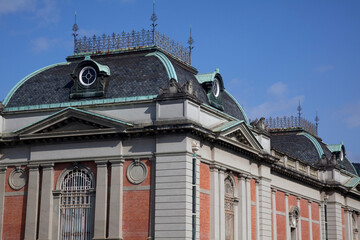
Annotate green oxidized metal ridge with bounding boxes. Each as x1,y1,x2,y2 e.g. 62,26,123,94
3,62,71,106
5,95,158,112
297,132,324,158
212,120,244,132
224,90,249,125
327,143,343,153
146,51,178,81
14,106,133,133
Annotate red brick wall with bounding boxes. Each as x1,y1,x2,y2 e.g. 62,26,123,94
122,159,151,240
251,179,256,240
342,208,346,240
200,162,210,240
2,166,28,240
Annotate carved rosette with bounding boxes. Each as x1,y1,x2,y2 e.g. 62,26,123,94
9,167,27,190
126,159,148,185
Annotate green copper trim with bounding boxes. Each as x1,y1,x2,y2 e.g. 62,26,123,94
212,120,244,132
4,95,158,112
345,177,360,187
224,90,249,125
297,132,324,158
79,55,110,76
327,142,343,153
195,68,219,84
3,62,71,106
146,51,178,81
14,106,133,133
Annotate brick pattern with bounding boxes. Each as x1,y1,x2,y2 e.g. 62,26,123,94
123,159,151,240
200,163,210,240
272,190,321,240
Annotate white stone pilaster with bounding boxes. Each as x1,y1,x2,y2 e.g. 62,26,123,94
239,175,247,240
319,202,324,240
255,180,260,240
327,202,343,240
272,189,277,240
210,166,220,239
38,164,54,240
297,197,302,240
285,193,290,240
93,161,108,240
219,169,225,240
24,165,40,240
258,178,271,240
108,160,124,240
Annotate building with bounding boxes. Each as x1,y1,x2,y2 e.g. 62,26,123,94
0,26,360,240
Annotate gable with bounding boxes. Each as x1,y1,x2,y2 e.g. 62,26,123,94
13,107,133,140
213,120,263,152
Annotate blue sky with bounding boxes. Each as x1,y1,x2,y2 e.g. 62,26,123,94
1,0,360,162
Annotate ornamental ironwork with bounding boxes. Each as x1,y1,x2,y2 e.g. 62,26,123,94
265,116,317,136
74,30,191,65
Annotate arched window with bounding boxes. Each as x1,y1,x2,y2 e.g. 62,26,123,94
225,176,235,240
59,167,95,240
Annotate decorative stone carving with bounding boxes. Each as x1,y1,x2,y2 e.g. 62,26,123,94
9,167,27,190
250,117,268,131
289,206,300,228
126,159,148,184
158,79,198,99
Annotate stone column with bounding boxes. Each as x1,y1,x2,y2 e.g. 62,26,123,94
108,159,124,240
297,197,302,240
285,193,290,240
24,165,40,240
308,201,313,240
345,208,350,240
238,174,247,240
272,189,277,240
246,177,252,240
0,167,6,238
327,202,343,240
93,161,108,240
219,168,225,240
38,164,54,240
210,166,220,239
234,194,239,240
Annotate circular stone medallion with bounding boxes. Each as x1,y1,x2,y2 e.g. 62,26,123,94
9,168,27,190
126,160,148,185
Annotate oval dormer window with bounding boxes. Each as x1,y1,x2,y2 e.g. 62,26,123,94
340,148,344,161
79,66,97,86
212,78,220,98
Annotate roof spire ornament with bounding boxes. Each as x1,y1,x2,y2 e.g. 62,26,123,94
297,100,302,127
188,25,194,65
315,111,320,135
72,11,79,53
150,0,157,43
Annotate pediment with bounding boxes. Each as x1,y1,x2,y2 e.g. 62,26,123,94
213,120,263,151
15,107,133,139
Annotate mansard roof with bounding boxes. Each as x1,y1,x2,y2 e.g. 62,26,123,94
270,129,357,175
3,47,247,122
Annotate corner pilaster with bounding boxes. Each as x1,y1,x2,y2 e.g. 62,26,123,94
93,161,108,240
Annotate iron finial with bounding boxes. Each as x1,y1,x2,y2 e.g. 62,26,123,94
315,111,320,135
297,100,302,126
72,11,79,53
150,0,157,43
188,25,194,65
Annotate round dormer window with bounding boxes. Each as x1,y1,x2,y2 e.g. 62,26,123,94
212,78,220,98
79,66,97,86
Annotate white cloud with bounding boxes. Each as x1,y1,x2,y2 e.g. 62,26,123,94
30,37,58,53
0,0,36,14
267,81,287,97
34,0,59,24
343,101,360,128
315,64,334,73
247,82,304,119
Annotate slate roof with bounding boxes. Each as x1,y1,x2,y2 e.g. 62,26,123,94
5,48,247,121
271,131,357,175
